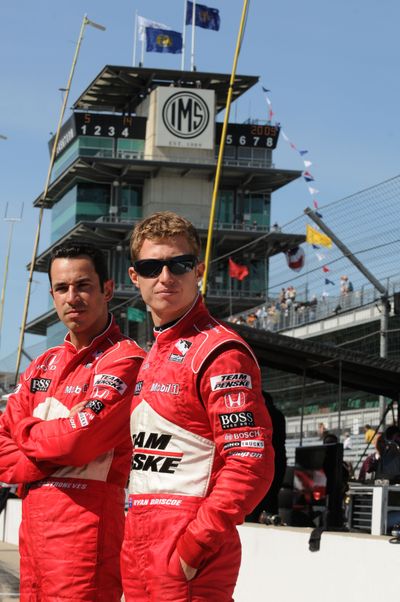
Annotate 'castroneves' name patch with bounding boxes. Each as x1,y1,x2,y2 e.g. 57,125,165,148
210,373,252,391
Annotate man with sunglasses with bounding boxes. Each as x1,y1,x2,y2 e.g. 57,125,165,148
0,243,146,601
121,211,274,602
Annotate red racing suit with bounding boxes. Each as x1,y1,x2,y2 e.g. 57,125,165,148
0,317,145,602
121,297,274,602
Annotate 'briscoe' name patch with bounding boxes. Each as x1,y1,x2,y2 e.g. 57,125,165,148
84,400,105,415
30,378,51,393
93,374,127,394
210,373,252,391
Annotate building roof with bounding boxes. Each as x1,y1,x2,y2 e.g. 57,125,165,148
72,65,259,114
30,220,305,273
230,322,400,400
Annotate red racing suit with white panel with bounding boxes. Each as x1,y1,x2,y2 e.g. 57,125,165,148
0,316,145,602
121,297,274,602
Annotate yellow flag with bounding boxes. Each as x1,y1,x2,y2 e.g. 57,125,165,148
306,224,332,248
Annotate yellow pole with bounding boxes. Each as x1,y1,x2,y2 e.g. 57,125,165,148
14,15,105,380
201,0,250,299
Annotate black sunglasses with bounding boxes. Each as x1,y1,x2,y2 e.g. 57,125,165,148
133,254,198,278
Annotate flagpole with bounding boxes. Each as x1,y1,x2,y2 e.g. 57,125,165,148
181,0,188,70
141,36,145,66
201,0,250,299
14,14,106,381
190,1,196,70
132,10,138,66
0,204,23,345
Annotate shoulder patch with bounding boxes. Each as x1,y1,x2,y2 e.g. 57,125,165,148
190,320,257,374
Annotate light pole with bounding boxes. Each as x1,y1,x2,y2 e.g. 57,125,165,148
304,207,390,424
201,0,250,300
0,204,23,344
15,14,106,380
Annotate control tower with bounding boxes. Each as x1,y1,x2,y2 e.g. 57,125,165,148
26,65,303,346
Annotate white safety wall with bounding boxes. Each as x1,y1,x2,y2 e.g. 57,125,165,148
235,524,399,601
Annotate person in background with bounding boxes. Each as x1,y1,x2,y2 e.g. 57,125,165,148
364,424,376,444
359,434,385,481
318,422,328,440
343,431,353,450
121,211,274,602
246,391,286,521
0,243,146,601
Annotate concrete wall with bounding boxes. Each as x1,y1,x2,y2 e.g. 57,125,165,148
143,174,213,224
235,523,398,601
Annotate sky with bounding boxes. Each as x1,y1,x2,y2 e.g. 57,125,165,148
0,0,399,361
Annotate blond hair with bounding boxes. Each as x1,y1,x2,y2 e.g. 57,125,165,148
129,211,201,261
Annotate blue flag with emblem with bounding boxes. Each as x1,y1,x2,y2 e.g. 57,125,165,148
186,1,221,31
146,27,183,54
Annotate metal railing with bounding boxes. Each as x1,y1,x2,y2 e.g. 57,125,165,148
229,278,400,332
76,147,274,170
95,215,269,233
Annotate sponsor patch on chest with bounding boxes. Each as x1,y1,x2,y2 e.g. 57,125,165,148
30,378,52,393
150,382,180,395
168,339,192,363
210,373,252,391
134,381,143,396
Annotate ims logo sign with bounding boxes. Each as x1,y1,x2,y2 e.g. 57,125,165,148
162,91,210,139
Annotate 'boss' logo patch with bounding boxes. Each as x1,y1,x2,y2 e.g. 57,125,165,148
84,400,105,415
219,411,255,430
30,378,51,393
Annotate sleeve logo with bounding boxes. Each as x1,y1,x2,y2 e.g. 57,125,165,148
77,412,93,427
224,392,246,409
210,373,252,391
84,400,105,415
93,373,127,394
219,411,255,430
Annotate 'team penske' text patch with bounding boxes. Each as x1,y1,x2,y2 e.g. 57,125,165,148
210,373,252,391
93,374,127,394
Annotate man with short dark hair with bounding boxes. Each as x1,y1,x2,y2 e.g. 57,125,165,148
121,212,274,602
0,243,146,601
